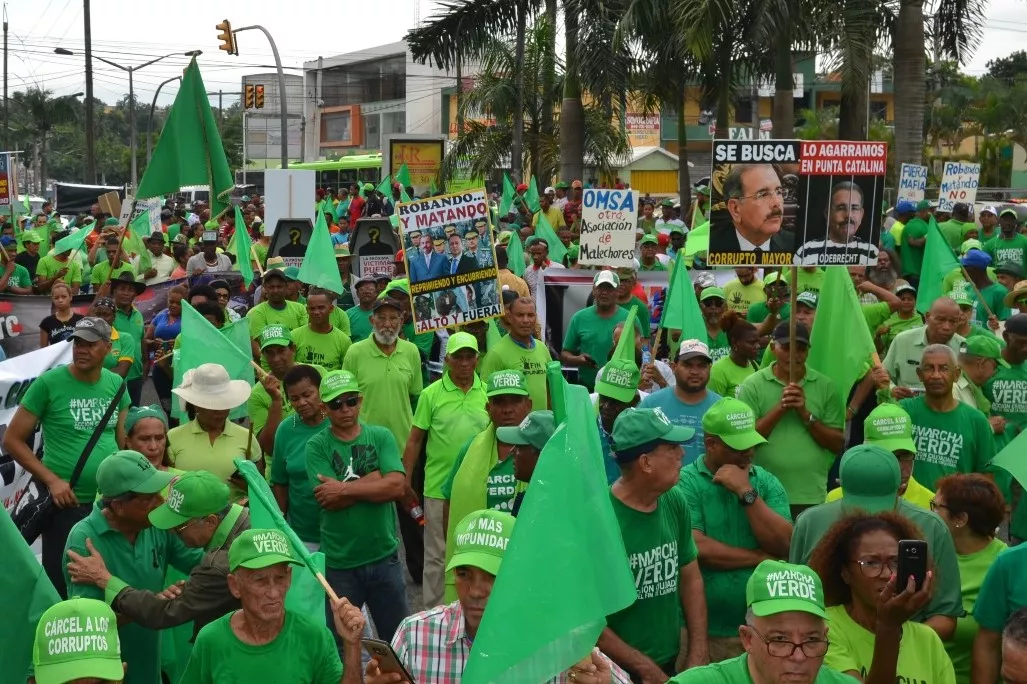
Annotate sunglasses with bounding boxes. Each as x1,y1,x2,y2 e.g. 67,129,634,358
327,396,360,411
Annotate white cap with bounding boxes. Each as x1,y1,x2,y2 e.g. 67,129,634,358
980,204,998,217
694,272,717,288
593,271,620,288
677,339,712,361
544,186,555,195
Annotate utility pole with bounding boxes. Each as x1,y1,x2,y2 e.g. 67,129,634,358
84,0,95,182
219,89,223,131
3,4,8,150
231,24,290,168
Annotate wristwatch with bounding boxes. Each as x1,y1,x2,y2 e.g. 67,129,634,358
740,489,759,506
806,412,819,426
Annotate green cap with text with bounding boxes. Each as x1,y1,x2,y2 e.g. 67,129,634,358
34,598,123,684
962,336,1009,368
445,509,515,576
611,407,695,455
229,528,301,571
486,370,529,397
96,450,174,498
595,358,640,403
862,404,918,455
320,369,360,402
148,471,230,529
746,559,827,618
259,324,292,349
702,397,767,451
496,410,557,450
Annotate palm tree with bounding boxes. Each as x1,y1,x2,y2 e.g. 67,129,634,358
9,88,79,192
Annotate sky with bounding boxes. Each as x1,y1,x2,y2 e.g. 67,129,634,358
7,0,1027,111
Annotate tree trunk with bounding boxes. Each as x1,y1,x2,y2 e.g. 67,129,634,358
541,0,557,173
455,49,464,139
559,0,584,184
714,39,733,138
511,2,527,181
893,0,926,166
837,77,869,140
772,31,794,138
677,83,692,210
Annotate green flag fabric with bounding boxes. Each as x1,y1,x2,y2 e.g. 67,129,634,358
683,221,709,260
173,302,254,422
396,163,413,190
533,212,567,265
233,459,327,617
462,379,636,683
506,229,526,277
54,226,93,255
916,218,960,314
136,59,234,218
660,249,705,341
231,205,255,287
525,177,541,214
298,210,345,295
0,507,60,684
375,175,392,197
486,318,503,352
808,267,877,416
499,173,517,217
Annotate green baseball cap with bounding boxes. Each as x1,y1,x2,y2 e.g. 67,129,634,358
148,471,231,529
796,291,818,309
995,261,1026,279
95,450,174,498
486,370,529,397
21,229,42,243
962,336,1009,367
259,324,292,349
915,199,932,211
948,288,972,307
960,238,982,254
446,331,479,355
838,444,901,513
595,358,640,403
745,560,827,619
700,286,726,302
33,598,123,684
320,369,360,402
363,182,375,191
229,528,301,571
763,271,785,286
496,410,557,450
668,224,686,235
445,509,515,576
282,266,301,281
611,407,695,459
862,404,918,455
639,234,658,246
1001,208,1019,219
593,270,620,288
702,398,767,451
383,278,410,297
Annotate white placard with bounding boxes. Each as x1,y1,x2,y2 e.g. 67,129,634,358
897,164,928,204
578,189,639,267
938,161,981,212
264,169,316,237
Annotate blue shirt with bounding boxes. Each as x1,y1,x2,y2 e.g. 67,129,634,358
637,387,722,465
152,308,182,341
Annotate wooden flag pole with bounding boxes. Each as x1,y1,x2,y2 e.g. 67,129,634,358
959,266,995,319
788,268,799,384
250,244,265,276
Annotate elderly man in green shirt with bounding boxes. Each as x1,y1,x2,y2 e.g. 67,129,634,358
64,450,203,684
401,331,490,609
881,296,965,396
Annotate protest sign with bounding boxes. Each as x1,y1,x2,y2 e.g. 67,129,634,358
897,164,928,204
398,189,501,332
0,153,11,207
938,161,981,212
578,189,638,267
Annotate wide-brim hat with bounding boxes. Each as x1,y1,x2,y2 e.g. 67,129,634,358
109,272,146,295
172,363,251,411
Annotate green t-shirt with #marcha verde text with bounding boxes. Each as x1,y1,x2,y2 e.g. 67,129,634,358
441,441,519,513
947,537,1007,684
707,329,730,362
269,415,330,544
563,305,633,390
668,653,853,684
4,262,32,290
306,422,405,570
708,356,758,399
985,361,1027,451
606,486,698,665
478,334,552,411
22,366,129,501
898,396,995,491
984,233,1027,269
182,611,343,684
290,325,352,371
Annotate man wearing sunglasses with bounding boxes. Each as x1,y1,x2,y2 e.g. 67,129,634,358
307,369,411,651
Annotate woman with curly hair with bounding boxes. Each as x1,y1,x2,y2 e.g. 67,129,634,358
708,311,760,399
807,512,955,684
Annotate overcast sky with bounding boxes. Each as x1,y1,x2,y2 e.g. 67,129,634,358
8,0,1027,110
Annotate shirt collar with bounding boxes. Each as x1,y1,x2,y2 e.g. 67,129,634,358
444,601,470,645
206,504,245,551
87,502,115,535
735,229,770,250
441,370,485,393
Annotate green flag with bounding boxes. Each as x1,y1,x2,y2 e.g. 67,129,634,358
375,174,392,197
506,229,526,277
429,176,438,196
916,217,960,314
0,507,60,684
396,163,413,190
808,267,877,416
54,225,93,255
533,211,567,265
125,211,151,273
233,459,328,617
173,302,254,422
660,249,705,341
525,176,541,214
499,173,516,217
486,317,503,352
298,210,345,295
136,59,234,218
231,205,255,287
682,220,709,260
463,379,636,683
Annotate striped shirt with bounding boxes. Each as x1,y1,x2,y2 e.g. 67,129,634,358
794,239,879,266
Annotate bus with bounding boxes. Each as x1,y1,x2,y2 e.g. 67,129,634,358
288,154,384,192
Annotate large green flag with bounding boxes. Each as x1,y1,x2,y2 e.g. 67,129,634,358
533,211,567,265
916,217,960,314
234,459,328,617
54,225,93,255
396,163,413,190
499,173,516,216
0,507,60,684
683,220,709,260
463,379,636,683
506,229,526,277
808,267,877,415
230,205,255,287
660,249,705,341
525,176,541,214
127,210,152,274
173,301,254,422
375,175,392,198
298,210,345,295
136,59,234,218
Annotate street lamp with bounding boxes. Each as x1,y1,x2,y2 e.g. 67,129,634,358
147,76,181,164
54,48,203,190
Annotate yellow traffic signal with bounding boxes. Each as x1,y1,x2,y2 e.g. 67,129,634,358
245,84,255,109
216,20,236,56
255,85,265,109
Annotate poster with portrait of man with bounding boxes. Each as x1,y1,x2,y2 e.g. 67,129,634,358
398,189,501,332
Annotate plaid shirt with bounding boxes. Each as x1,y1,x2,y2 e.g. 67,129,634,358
392,601,632,684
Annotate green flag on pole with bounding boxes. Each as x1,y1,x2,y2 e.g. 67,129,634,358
506,229,526,277
54,225,93,255
808,267,877,416
375,175,392,197
916,217,960,314
525,176,541,213
499,173,516,217
682,220,709,261
462,378,636,683
231,205,255,287
532,211,567,265
396,163,413,190
660,248,705,341
126,211,152,274
136,59,234,219
298,210,345,295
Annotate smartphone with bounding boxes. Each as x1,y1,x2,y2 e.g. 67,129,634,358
362,638,416,682
897,539,928,591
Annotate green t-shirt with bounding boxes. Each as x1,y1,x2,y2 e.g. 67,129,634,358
984,233,1027,269
677,460,790,637
639,260,666,272
21,366,129,501
478,334,552,411
104,329,137,372
341,338,423,457
876,312,925,352
899,217,929,277
2,262,32,290
90,260,135,287
305,422,405,570
899,396,995,491
115,306,145,381
950,280,1010,327
668,653,854,684
36,253,83,286
974,543,1027,638
946,537,1008,684
737,366,844,505
412,372,490,500
823,605,956,684
291,325,352,371
723,279,766,315
563,305,632,390
745,301,790,325
344,305,374,343
246,300,308,338
790,268,825,297
269,415,329,544
606,486,699,665
707,329,730,362
984,361,1027,451
621,296,651,337
938,219,974,252
181,611,343,684
708,356,757,399
441,440,519,512
328,306,352,336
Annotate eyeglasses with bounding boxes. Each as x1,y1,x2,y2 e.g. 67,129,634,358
327,396,360,411
854,558,898,578
747,627,829,658
172,518,200,534
929,499,950,513
739,188,785,202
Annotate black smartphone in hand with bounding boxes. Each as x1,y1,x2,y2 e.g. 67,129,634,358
897,539,928,591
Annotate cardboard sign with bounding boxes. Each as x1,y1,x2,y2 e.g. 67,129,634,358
897,164,928,204
98,190,122,218
578,189,638,267
938,161,981,212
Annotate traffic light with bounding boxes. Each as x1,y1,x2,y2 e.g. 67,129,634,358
244,84,255,109
216,20,237,56
255,85,265,109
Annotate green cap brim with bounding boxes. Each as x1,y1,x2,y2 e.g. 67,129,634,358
260,338,290,350
235,555,303,571
36,656,125,684
129,469,175,495
446,549,502,575
487,386,529,398
866,436,917,455
496,425,530,445
595,379,636,403
148,503,192,530
750,597,827,619
321,387,359,403
719,429,768,451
